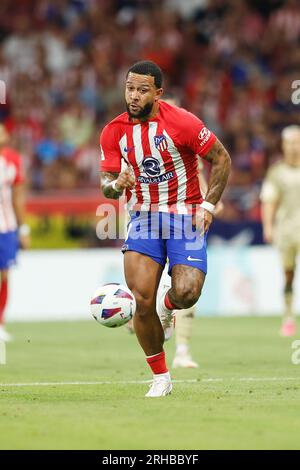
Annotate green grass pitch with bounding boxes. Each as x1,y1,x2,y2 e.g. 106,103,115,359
0,317,299,450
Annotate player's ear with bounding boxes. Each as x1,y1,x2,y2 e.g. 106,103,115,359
155,88,164,101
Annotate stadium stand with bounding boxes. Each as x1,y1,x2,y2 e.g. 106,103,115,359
0,0,299,224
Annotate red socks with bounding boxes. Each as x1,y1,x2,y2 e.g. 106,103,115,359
146,351,168,375
164,291,180,310
0,278,8,324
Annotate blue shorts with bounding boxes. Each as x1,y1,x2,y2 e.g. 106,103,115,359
122,211,207,275
0,231,19,270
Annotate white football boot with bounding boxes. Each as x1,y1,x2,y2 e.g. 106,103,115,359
172,354,199,369
156,285,176,341
145,372,172,398
172,344,198,368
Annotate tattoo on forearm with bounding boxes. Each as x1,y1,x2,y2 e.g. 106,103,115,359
101,172,121,199
203,139,231,205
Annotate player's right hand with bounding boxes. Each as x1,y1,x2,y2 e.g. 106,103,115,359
115,168,135,191
19,233,31,250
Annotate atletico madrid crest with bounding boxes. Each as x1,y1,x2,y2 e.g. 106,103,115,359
154,134,168,152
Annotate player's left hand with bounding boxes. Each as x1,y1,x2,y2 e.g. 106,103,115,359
192,209,213,236
202,209,213,234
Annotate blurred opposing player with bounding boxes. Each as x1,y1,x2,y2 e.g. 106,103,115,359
260,125,300,336
100,61,231,396
0,124,30,341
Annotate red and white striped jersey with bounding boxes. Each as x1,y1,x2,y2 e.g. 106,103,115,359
100,100,216,213
0,146,23,233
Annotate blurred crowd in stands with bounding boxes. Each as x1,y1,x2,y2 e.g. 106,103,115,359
0,0,300,222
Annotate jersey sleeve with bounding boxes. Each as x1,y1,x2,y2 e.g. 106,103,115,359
260,166,281,203
182,112,216,157
12,150,24,185
99,124,122,173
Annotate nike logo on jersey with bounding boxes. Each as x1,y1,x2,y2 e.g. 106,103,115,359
187,256,204,262
124,146,135,153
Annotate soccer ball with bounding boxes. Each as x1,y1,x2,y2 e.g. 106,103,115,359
90,283,136,328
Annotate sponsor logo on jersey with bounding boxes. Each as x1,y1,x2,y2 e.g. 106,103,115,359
154,134,168,151
198,127,211,147
142,156,161,176
137,171,174,184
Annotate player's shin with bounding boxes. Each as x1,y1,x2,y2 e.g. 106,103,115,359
175,307,194,349
280,284,296,336
283,285,294,321
133,308,165,357
173,307,199,368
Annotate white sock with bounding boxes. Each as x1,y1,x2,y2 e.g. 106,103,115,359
176,344,189,356
154,371,171,380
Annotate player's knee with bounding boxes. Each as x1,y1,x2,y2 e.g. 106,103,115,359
132,291,154,318
180,293,200,309
172,284,201,309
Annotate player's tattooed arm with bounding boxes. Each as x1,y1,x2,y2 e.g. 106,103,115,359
101,169,135,199
101,172,122,199
203,139,231,205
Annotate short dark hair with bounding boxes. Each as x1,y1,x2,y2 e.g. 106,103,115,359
126,61,163,88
